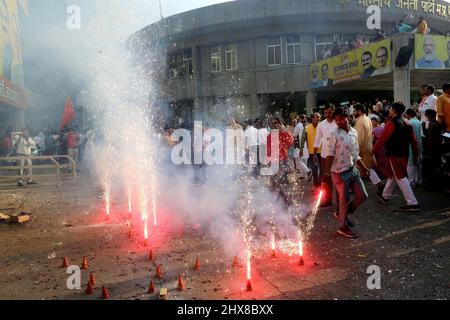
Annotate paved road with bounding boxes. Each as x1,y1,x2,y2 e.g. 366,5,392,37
0,176,449,300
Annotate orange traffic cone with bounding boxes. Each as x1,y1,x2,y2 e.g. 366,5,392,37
89,272,96,286
62,257,69,268
246,279,253,292
148,280,155,294
194,257,200,271
177,275,185,291
101,286,109,299
85,282,93,295
148,249,155,261
232,256,239,268
156,265,163,279
81,257,89,269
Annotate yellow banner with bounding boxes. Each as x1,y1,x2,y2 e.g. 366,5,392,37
310,38,391,89
415,34,450,69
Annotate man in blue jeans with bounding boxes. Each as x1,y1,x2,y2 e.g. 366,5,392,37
324,108,370,238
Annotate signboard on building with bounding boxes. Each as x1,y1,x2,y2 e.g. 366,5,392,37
0,0,28,108
310,38,391,89
415,34,450,69
348,0,450,20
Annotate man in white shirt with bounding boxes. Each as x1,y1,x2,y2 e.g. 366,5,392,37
258,120,269,167
227,117,244,166
245,120,260,177
11,129,37,187
293,119,312,179
324,107,369,239
192,123,210,186
314,105,338,207
419,85,437,118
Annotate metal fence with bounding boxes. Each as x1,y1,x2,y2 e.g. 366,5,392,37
0,155,77,184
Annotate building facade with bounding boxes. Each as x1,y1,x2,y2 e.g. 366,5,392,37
132,0,450,127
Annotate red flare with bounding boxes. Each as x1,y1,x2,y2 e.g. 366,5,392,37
194,257,200,271
156,265,163,279
177,275,185,291
89,272,96,286
148,280,155,294
81,257,89,269
246,279,253,292
85,282,93,295
232,256,239,268
271,234,277,258
148,250,155,261
101,286,109,299
299,256,305,266
298,237,304,266
62,257,69,268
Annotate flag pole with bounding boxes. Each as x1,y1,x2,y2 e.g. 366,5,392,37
159,0,163,20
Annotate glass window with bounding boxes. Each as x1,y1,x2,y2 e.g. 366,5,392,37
315,34,334,61
340,33,356,43
210,46,221,72
168,49,193,78
286,35,301,64
183,50,192,75
225,44,237,71
267,37,282,66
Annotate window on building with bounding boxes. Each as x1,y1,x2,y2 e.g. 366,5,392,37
183,50,193,75
315,34,334,61
267,37,282,66
286,35,302,64
340,33,356,43
168,49,193,78
210,46,221,72
225,44,238,71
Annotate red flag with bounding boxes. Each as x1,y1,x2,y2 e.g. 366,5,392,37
60,97,75,129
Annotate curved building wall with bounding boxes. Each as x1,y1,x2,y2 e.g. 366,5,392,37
132,0,450,124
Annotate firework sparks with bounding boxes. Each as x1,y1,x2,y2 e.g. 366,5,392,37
128,189,132,214
314,190,324,215
246,249,252,291
126,220,132,238
303,189,324,239
246,249,251,280
271,234,276,258
152,195,157,227
299,239,303,257
298,231,304,266
105,186,111,216
144,218,148,240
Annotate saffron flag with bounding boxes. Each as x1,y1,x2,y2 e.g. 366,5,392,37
60,97,75,129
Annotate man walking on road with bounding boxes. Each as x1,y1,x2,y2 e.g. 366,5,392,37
325,108,369,239
374,102,421,212
314,105,338,207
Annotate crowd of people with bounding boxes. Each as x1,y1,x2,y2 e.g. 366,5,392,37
160,82,449,239
0,126,95,186
2,81,449,238
318,16,430,61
